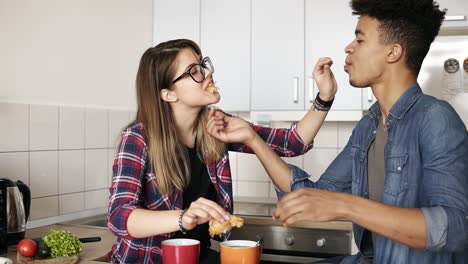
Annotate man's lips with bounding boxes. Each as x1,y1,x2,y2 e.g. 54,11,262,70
344,62,351,72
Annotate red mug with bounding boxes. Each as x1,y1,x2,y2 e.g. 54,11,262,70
156,238,200,264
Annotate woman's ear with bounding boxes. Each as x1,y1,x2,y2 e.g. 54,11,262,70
160,88,178,103
387,44,403,63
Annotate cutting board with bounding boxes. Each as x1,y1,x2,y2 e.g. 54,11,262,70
17,252,79,264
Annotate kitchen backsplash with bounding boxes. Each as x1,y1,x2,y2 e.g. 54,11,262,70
0,102,134,221
0,101,356,222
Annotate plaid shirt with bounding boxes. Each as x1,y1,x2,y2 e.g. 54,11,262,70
107,121,313,263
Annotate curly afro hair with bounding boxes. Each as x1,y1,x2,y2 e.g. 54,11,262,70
350,0,446,74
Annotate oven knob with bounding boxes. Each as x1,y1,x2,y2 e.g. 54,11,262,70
285,236,294,246
316,238,326,247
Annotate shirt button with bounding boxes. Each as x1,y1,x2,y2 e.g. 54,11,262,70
397,166,402,172
373,130,376,134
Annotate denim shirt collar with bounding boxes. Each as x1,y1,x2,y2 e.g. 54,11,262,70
368,83,423,123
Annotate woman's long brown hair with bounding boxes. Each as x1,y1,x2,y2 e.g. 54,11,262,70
135,39,225,196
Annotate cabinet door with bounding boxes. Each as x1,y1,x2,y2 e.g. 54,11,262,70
251,0,305,111
438,0,468,28
305,0,362,110
153,0,200,45
201,0,250,112
362,87,376,110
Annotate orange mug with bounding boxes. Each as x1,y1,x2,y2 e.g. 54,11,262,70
220,240,261,264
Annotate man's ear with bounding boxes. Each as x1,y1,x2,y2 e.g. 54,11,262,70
160,88,178,103
387,44,403,63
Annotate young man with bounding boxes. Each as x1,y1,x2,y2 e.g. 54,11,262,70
207,0,467,263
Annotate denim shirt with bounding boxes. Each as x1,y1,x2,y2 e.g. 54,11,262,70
279,84,468,263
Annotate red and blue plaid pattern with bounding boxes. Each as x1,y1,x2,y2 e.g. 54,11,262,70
107,121,313,263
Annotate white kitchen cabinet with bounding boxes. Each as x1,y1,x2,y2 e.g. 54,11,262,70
251,0,305,111
201,0,251,112
153,0,200,45
362,87,376,110
438,0,468,29
305,0,362,111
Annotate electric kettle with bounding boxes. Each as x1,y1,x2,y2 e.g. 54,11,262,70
0,178,31,247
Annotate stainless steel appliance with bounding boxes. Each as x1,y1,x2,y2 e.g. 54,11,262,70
233,202,352,264
0,185,6,254
0,179,31,246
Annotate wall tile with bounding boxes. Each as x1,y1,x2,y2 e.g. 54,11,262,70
338,122,356,148
303,148,339,182
237,153,269,181
85,109,108,149
232,181,238,197
237,181,269,198
0,152,29,185
312,122,338,148
282,156,303,168
85,189,109,209
85,149,108,191
30,105,58,150
59,150,85,194
269,182,278,199
59,193,85,215
30,196,58,220
30,151,58,198
228,151,237,181
108,110,131,148
0,103,29,151
269,121,294,129
59,106,85,149
108,148,115,188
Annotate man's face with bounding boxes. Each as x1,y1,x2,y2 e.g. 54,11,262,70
344,16,389,88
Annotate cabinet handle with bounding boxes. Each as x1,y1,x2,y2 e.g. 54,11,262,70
309,77,315,102
293,77,299,103
367,88,373,102
445,15,466,21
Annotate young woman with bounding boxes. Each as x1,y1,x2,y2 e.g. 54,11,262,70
107,39,337,264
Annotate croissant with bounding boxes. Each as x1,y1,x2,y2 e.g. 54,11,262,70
209,215,244,237
207,83,218,93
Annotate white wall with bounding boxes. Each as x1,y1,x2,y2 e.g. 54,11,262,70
0,0,152,225
0,0,153,109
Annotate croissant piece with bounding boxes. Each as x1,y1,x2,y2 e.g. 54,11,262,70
209,215,244,237
207,83,218,93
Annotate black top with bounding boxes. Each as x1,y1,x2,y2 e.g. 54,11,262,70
176,145,217,259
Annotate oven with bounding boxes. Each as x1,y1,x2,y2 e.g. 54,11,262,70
231,202,353,263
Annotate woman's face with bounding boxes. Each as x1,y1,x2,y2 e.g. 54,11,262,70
168,48,220,108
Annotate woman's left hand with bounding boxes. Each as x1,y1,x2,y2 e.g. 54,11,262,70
206,108,255,144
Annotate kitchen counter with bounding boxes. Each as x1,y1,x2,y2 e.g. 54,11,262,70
1,215,352,263
1,224,114,263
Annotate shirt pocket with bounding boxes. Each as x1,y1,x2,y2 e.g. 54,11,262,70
384,154,409,197
350,145,366,195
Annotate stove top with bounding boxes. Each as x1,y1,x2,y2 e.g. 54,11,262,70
233,202,276,217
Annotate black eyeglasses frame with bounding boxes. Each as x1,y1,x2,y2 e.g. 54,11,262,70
171,57,214,85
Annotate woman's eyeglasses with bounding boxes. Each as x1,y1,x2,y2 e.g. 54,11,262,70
171,57,214,85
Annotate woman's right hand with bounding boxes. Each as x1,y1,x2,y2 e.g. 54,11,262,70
182,197,231,231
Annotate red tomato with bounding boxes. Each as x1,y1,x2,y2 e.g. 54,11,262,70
17,239,37,257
